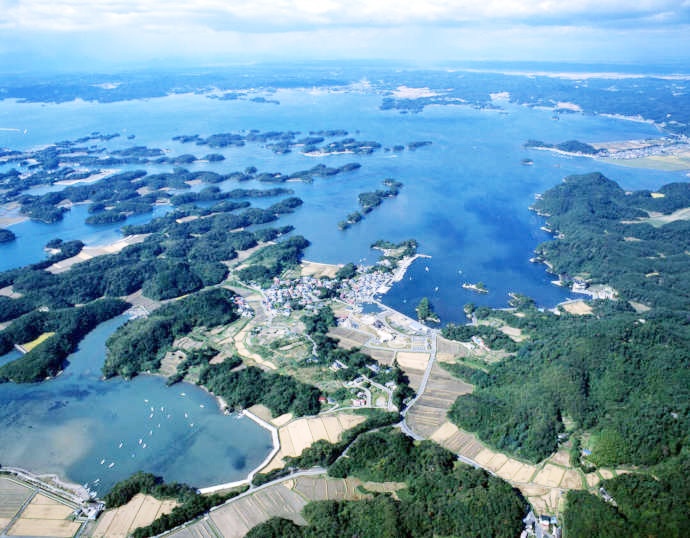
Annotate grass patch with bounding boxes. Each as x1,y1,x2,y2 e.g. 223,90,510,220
21,332,55,352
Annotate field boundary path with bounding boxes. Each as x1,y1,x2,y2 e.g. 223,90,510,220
163,471,408,538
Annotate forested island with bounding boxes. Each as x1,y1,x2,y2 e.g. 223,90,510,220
415,297,439,323
338,179,402,230
0,228,16,242
524,139,603,155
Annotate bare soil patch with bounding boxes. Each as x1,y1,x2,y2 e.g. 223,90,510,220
301,261,341,279
560,300,593,315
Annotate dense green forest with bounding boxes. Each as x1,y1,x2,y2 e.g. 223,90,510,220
103,288,239,379
0,193,301,382
0,298,129,382
236,235,311,286
0,202,296,311
248,429,525,538
448,173,690,464
198,363,321,417
532,172,690,309
442,173,690,533
563,453,690,537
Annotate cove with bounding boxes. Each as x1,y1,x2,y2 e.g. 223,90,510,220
0,316,273,495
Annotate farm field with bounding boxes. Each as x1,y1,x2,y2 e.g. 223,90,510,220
6,493,80,538
171,475,369,538
262,412,367,472
89,493,177,538
0,477,33,533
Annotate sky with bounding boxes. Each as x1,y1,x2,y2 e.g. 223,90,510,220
0,0,689,71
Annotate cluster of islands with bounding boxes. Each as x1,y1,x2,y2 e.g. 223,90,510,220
1,66,689,538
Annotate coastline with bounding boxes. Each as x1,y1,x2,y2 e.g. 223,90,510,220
529,137,690,172
198,252,428,494
46,234,149,274
197,410,280,495
5,235,424,500
0,202,27,228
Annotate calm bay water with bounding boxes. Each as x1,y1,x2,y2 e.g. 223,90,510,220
0,85,686,489
0,316,273,494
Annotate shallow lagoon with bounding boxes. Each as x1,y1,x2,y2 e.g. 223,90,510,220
0,316,273,494
0,85,686,489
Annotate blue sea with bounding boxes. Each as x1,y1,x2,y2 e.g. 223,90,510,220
0,79,686,491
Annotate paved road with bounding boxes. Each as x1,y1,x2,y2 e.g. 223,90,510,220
401,330,437,431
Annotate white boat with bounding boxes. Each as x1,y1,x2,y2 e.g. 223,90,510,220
138,438,142,445
108,462,115,468
118,442,123,448
100,459,105,465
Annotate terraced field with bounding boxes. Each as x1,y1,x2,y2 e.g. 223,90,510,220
170,476,367,538
166,519,218,538
405,361,472,438
89,493,177,538
404,356,621,516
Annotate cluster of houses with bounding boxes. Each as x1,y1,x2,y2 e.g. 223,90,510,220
339,268,391,304
261,275,338,315
605,137,689,161
570,278,617,300
522,511,561,538
232,295,254,317
257,264,395,319
457,335,489,352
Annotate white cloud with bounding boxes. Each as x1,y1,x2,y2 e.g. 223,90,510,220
2,0,689,32
0,0,688,68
